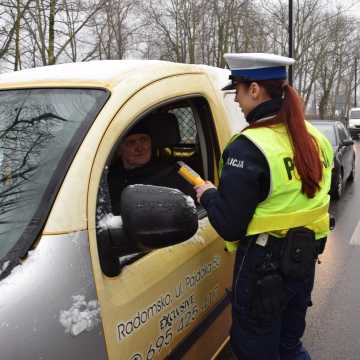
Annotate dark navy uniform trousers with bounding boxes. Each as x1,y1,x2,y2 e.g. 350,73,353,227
229,240,315,360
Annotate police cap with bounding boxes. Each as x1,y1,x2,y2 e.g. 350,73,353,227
222,53,295,90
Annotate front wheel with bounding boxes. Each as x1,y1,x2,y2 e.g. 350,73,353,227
348,158,355,183
333,171,343,200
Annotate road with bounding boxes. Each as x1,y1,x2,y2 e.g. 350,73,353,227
218,141,360,360
304,140,360,359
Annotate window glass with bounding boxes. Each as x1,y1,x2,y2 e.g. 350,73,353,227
312,123,336,146
0,88,107,260
169,107,197,144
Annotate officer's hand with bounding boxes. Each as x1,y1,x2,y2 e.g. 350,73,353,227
195,181,216,203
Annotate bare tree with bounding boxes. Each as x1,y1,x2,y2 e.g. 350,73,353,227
0,0,33,69
90,0,141,60
142,0,206,63
21,0,104,66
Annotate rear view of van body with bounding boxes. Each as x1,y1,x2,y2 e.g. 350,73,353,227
348,107,360,138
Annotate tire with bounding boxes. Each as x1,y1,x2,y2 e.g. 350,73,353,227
333,171,343,200
348,158,355,183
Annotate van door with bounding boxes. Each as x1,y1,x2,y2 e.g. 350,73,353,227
87,74,236,360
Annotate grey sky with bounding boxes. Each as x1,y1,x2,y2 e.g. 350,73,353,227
341,0,360,17
321,0,360,17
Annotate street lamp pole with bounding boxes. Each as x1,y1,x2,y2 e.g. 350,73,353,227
288,0,293,86
355,57,358,108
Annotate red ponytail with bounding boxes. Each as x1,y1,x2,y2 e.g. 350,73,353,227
245,80,323,198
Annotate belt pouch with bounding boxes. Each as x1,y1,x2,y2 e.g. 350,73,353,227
280,227,317,280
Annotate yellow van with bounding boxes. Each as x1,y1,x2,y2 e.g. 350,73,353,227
0,60,247,360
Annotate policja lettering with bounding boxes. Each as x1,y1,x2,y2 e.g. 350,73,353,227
226,157,244,168
283,157,295,180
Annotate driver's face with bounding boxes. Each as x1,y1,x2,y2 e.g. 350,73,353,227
119,133,152,169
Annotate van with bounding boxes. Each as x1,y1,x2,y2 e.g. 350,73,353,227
348,107,360,138
0,60,247,360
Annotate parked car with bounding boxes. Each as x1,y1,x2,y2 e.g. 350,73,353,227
0,60,247,360
348,107,360,139
311,120,355,199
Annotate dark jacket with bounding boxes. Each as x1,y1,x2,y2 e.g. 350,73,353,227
200,99,283,242
201,136,270,241
108,159,196,215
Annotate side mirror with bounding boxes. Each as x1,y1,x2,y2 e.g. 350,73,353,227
121,185,198,250
342,139,354,146
96,185,198,277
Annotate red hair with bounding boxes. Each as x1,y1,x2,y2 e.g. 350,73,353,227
243,80,323,198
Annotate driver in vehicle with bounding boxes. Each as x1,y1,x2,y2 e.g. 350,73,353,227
108,117,196,215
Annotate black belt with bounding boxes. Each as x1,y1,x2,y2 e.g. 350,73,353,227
238,233,327,256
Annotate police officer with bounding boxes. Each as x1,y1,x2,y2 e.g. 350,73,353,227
195,53,333,360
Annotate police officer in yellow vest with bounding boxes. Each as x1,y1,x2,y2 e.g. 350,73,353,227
195,53,333,360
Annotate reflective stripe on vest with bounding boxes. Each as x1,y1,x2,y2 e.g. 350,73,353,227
220,121,333,252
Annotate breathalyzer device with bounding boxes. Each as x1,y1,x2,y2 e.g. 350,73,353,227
177,161,205,186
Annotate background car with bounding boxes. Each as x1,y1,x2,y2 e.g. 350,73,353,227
311,120,355,199
348,107,360,139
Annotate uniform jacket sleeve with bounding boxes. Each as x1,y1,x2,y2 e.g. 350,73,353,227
201,135,270,241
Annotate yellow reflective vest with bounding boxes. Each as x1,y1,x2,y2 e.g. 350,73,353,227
220,121,334,252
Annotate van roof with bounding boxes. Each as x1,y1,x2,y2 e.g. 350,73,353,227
0,60,230,90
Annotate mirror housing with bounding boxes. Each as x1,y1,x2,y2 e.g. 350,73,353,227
121,185,198,250
97,226,143,277
96,185,198,277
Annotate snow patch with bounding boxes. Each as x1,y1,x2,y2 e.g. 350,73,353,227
59,295,100,336
0,60,176,84
186,218,208,246
119,253,141,266
70,230,83,244
167,188,182,194
184,195,196,210
98,213,122,230
0,261,10,276
0,250,39,287
128,184,182,194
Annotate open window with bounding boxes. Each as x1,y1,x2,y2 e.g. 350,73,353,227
95,96,220,276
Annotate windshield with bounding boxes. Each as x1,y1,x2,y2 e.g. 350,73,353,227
0,88,108,262
312,123,336,147
350,110,360,119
